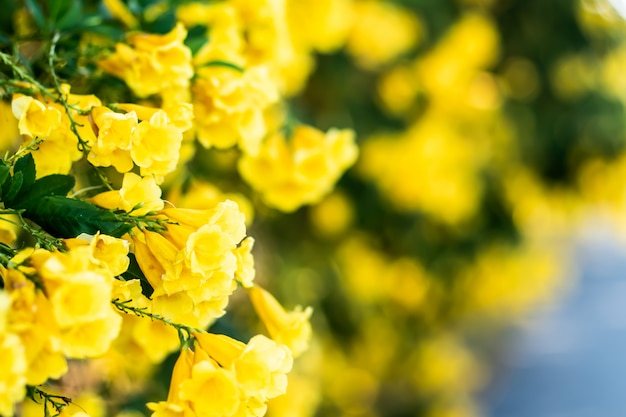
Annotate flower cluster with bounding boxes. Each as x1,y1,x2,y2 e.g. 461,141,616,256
0,0,352,415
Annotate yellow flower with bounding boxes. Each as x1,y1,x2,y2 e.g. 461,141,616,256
0,291,27,416
247,286,312,357
131,201,250,329
58,310,122,358
114,102,194,133
99,23,193,97
178,2,246,69
346,0,423,69
0,330,27,417
195,333,293,401
91,172,164,216
166,180,255,226
28,246,122,358
12,87,100,177
11,95,62,138
88,107,137,172
103,0,139,28
180,358,241,417
238,125,358,212
65,233,131,277
130,110,184,181
0,213,19,245
193,65,279,154
2,267,67,385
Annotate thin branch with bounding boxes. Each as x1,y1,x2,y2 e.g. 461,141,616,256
47,32,91,153
27,386,72,417
112,298,206,343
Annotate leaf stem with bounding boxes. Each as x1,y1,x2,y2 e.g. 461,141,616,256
47,31,91,153
111,298,206,342
27,386,72,417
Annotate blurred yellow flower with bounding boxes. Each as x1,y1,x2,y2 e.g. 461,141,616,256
99,23,193,97
247,286,313,357
239,125,358,212
346,0,423,70
193,65,279,154
0,291,27,417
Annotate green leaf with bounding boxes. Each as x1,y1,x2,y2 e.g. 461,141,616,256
13,174,75,210
184,25,209,56
0,164,11,194
13,153,36,191
122,253,154,298
23,196,134,238
56,0,83,30
24,0,47,32
4,171,23,204
198,60,244,73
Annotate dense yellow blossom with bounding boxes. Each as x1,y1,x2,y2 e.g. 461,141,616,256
193,65,279,154
131,201,249,328
99,23,193,98
11,87,100,177
27,246,122,358
238,125,358,212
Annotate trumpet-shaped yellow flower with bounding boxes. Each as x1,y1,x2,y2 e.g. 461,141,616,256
195,333,293,401
1,267,67,385
247,286,312,357
180,358,241,417
132,201,250,328
238,125,358,212
11,95,62,138
131,110,184,181
99,23,193,97
28,246,122,358
92,172,164,217
193,65,279,154
88,107,137,172
0,290,26,417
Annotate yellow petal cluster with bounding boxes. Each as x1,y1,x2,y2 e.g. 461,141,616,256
132,200,250,328
88,106,186,182
11,86,100,177
28,246,123,358
238,125,358,212
148,332,292,417
99,23,193,98
193,65,279,154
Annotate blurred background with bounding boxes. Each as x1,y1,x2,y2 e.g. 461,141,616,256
248,0,626,416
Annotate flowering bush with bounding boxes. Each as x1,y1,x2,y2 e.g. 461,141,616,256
0,0,358,415
2,1,626,417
